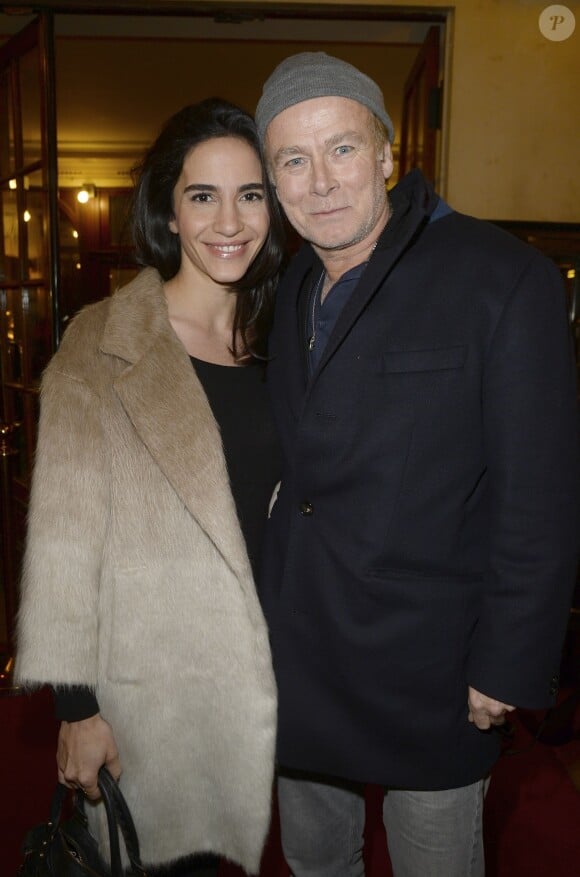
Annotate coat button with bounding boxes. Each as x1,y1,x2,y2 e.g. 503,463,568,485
299,501,313,516
549,674,559,696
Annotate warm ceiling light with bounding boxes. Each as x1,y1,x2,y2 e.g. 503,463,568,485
567,269,576,280
9,178,17,190
72,229,79,239
23,210,31,222
77,184,95,204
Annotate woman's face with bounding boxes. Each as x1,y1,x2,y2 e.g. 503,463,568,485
169,136,270,286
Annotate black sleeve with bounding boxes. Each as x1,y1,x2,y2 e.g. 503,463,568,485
52,685,100,722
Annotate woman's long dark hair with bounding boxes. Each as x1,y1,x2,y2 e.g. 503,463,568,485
131,98,285,361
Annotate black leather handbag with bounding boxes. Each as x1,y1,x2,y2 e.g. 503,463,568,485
18,766,148,876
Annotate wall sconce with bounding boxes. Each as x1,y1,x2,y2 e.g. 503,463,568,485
77,184,96,204
8,177,29,190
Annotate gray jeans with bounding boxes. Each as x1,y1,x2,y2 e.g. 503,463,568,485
277,770,488,877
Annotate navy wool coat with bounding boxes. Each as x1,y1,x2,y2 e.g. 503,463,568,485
260,170,580,790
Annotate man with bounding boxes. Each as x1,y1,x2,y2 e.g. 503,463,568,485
256,52,579,877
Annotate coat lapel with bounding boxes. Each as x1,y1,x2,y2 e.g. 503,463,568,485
100,268,250,580
309,189,431,386
271,247,314,416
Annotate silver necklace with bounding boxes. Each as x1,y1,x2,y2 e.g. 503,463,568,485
307,241,378,352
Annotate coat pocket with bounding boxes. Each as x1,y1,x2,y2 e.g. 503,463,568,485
382,345,467,374
105,559,243,684
347,570,480,715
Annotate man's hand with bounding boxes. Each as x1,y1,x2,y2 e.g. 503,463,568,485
467,686,515,730
57,714,121,800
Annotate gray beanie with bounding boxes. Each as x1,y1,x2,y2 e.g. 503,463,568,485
256,51,394,144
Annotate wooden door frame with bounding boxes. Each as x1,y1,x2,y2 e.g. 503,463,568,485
0,11,58,673
398,24,441,184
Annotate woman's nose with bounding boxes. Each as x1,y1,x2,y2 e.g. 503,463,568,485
213,200,243,236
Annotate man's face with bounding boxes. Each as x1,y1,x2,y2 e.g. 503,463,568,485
264,96,393,256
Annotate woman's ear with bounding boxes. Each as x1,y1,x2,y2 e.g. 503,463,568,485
168,217,178,235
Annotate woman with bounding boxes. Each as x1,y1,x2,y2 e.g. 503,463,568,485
15,98,285,876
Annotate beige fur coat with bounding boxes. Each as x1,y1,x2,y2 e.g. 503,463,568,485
15,268,277,873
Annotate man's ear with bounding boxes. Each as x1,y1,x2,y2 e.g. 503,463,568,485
380,141,394,183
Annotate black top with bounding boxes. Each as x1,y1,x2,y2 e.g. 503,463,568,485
190,357,282,579
54,357,281,722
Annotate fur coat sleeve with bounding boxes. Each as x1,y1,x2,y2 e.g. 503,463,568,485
17,347,109,685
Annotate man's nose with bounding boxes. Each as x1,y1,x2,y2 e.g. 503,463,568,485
310,157,338,197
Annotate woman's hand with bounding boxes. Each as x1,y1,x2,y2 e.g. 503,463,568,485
57,714,122,800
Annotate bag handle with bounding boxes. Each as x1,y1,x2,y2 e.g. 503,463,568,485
50,781,68,824
96,766,147,877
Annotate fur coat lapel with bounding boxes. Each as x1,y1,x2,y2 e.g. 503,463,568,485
100,268,251,582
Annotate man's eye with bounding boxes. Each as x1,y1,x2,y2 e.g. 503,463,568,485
335,145,353,155
285,157,304,168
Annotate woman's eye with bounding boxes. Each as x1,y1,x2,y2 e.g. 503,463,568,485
241,191,264,202
191,192,213,203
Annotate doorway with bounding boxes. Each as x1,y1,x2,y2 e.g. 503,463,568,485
0,4,450,676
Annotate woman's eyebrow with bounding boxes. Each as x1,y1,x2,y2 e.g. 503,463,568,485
183,183,217,192
238,182,265,192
